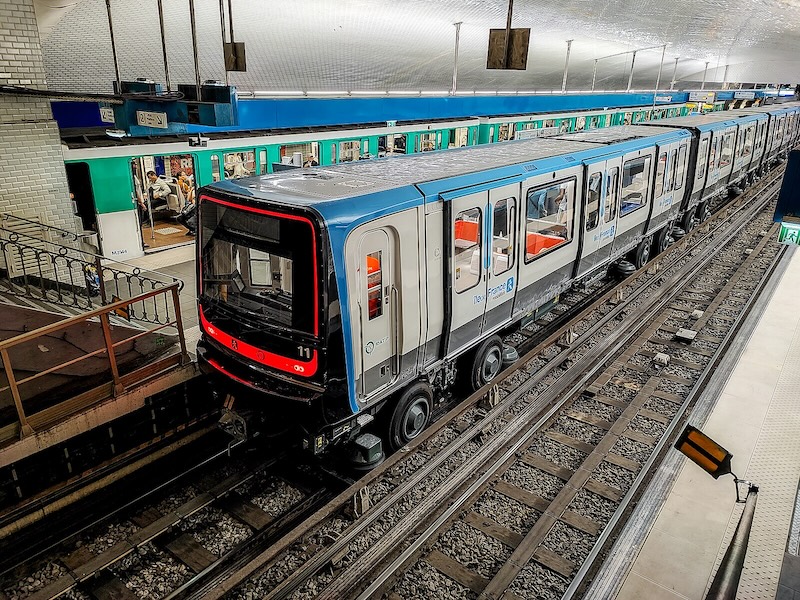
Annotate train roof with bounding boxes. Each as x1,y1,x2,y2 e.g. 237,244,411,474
642,113,756,131
209,125,690,228
551,125,680,144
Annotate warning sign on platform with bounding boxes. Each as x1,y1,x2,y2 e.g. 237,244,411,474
136,110,168,129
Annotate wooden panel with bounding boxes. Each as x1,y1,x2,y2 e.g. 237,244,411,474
622,429,657,446
463,511,523,548
638,408,671,424
91,576,139,600
593,395,629,410
605,452,641,473
560,510,601,536
544,430,594,454
426,549,489,594
567,410,614,430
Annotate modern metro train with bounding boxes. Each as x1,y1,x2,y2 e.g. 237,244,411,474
195,102,800,455
60,102,687,260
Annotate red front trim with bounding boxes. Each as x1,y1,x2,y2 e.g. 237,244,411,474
199,194,320,337
200,307,318,378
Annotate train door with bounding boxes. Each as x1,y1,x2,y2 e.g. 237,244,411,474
576,157,620,276
448,192,487,355
64,162,97,234
356,228,398,398
483,184,519,332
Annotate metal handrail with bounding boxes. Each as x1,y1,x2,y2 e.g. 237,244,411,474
0,224,184,290
0,282,187,437
0,212,80,242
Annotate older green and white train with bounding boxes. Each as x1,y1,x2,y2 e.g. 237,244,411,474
61,102,688,259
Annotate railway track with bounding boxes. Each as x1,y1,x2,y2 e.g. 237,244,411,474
196,170,785,600
0,166,785,600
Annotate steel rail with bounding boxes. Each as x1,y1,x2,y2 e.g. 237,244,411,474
348,176,782,600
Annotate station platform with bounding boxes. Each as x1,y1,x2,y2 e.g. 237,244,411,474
600,246,800,600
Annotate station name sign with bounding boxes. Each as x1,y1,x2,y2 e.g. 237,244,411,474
654,95,673,103
734,91,756,100
688,91,716,103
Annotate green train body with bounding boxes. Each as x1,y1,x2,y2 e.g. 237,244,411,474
62,103,688,260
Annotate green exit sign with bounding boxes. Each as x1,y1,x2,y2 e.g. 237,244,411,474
779,221,800,245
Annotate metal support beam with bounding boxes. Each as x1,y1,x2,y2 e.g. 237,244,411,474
591,59,598,92
561,39,573,93
627,51,637,92
701,61,710,90
156,0,170,90
218,0,229,86
104,0,121,92
654,44,667,91
451,22,462,95
502,0,514,69
188,0,202,99
670,57,680,90
722,64,730,89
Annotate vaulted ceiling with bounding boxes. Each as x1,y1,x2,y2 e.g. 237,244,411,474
34,0,800,95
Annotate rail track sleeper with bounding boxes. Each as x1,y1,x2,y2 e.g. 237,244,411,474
425,548,490,593
638,408,671,424
492,481,550,512
560,510,602,536
566,411,614,430
127,512,183,546
72,540,134,581
89,576,139,600
543,431,594,454
591,395,629,410
531,546,576,579
463,511,524,548
621,429,658,445
164,533,217,573
584,479,623,503
519,453,573,481
604,452,642,472
217,495,274,531
658,373,696,385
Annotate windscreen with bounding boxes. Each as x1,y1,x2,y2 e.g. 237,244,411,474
200,198,316,335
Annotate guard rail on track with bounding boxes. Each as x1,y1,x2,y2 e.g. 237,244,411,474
0,283,188,440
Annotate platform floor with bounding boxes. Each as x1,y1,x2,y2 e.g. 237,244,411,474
612,246,800,600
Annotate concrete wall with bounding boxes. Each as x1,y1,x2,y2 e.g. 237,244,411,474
0,0,76,235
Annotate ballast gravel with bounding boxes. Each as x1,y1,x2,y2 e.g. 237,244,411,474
112,544,191,599
502,463,563,501
529,435,586,471
612,436,652,465
188,508,251,556
542,520,596,567
592,460,635,492
474,488,540,534
551,416,605,445
435,521,512,578
394,560,477,600
249,479,304,518
571,397,620,424
568,488,618,525
643,395,679,417
509,561,568,599
628,415,667,438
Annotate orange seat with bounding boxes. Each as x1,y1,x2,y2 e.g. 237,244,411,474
455,219,479,244
526,232,563,256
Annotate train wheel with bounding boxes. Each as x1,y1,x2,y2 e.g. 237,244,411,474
698,202,711,223
632,236,652,270
681,210,695,234
386,381,432,451
654,227,671,255
470,335,504,391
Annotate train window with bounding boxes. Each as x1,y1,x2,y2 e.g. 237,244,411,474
224,151,255,179
589,116,599,129
454,208,482,293
623,113,633,126
708,138,718,172
492,198,516,276
211,155,221,182
366,251,383,320
743,128,754,156
576,116,586,132
667,150,677,192
605,168,619,223
331,143,336,164
675,145,688,190
281,142,317,166
586,173,602,231
620,156,651,217
339,141,360,162
421,133,436,152
719,134,734,167
524,179,575,262
697,139,709,180
655,152,667,197
489,127,495,143
259,150,267,175
450,127,469,148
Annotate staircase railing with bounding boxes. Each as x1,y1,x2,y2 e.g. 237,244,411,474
0,212,81,243
0,225,184,326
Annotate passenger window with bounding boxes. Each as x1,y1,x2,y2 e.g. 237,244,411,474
620,156,651,216
743,128,753,156
339,141,360,162
211,154,221,182
586,173,602,231
655,152,667,196
454,208,482,293
719,134,733,167
605,168,619,223
366,251,383,320
259,150,267,175
697,139,709,179
708,139,718,172
492,198,516,276
675,145,687,190
667,150,677,192
224,151,255,179
524,180,575,262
